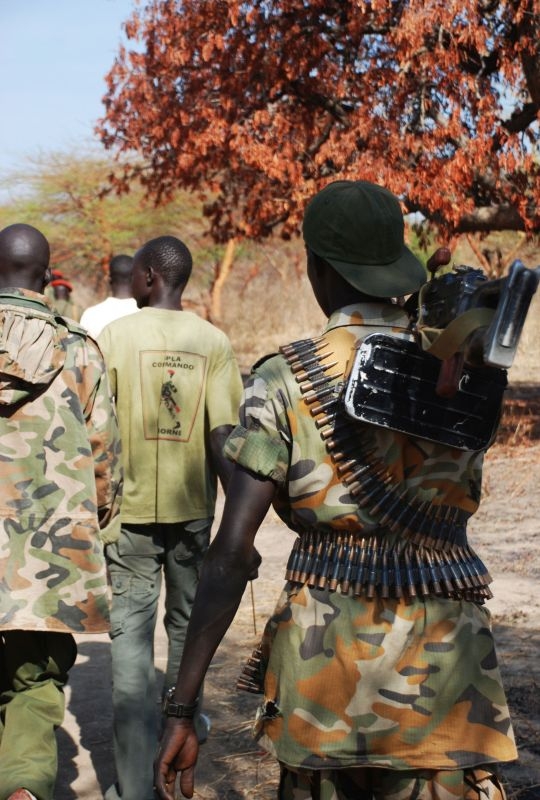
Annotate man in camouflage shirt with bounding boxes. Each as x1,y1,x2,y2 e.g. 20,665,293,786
154,182,516,800
0,224,122,800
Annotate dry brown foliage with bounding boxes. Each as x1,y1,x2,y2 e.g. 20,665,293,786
97,0,540,241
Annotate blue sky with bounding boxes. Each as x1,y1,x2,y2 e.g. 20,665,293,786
0,0,137,178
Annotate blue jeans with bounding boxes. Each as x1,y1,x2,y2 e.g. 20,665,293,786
0,630,77,800
105,520,211,800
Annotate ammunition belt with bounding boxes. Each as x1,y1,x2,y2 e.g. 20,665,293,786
237,644,264,694
285,529,492,603
236,335,493,696
236,527,492,695
278,335,492,603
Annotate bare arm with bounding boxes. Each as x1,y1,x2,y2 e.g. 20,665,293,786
154,464,276,800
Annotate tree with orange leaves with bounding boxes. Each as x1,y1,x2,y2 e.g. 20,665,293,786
98,0,539,242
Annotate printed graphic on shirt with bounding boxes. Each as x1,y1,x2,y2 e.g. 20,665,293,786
161,373,180,419
140,350,207,442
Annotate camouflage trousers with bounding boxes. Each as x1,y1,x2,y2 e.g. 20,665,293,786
278,764,507,800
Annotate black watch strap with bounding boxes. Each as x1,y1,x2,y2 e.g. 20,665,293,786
162,687,198,719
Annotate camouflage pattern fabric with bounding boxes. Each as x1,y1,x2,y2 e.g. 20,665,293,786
0,290,123,634
225,304,488,536
225,303,517,773
279,763,507,799
255,585,516,771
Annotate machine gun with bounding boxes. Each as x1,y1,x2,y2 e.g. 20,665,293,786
409,258,540,397
343,257,539,450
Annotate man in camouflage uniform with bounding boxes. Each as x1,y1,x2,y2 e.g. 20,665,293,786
0,224,122,800
49,274,82,322
154,182,517,800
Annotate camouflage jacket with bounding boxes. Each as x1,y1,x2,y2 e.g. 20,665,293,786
228,303,517,772
226,302,486,540
0,290,122,634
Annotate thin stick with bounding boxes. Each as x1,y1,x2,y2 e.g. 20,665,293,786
250,580,257,635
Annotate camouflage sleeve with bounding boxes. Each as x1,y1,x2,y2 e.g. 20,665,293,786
224,365,290,484
83,341,123,537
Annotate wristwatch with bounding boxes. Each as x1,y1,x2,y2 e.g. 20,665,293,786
162,687,198,719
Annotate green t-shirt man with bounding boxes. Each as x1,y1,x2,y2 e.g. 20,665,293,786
99,307,243,523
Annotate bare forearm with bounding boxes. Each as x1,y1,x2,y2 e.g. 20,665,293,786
171,547,252,703
172,466,274,704
155,465,276,800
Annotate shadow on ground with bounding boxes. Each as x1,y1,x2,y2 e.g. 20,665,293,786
55,640,115,799
55,639,164,800
493,622,540,800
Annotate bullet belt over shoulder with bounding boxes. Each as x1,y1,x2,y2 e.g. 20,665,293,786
279,335,492,605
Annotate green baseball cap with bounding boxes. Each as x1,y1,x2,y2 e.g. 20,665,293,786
302,180,426,297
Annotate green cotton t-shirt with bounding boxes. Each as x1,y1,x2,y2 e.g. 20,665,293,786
98,307,243,523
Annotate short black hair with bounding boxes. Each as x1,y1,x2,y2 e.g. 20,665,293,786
136,236,192,289
0,223,50,284
109,254,133,284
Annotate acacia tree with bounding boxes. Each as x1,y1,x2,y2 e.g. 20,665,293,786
0,153,222,301
98,0,539,242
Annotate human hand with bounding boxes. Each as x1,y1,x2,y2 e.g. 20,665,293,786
154,719,199,800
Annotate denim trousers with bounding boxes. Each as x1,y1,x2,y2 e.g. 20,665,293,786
105,520,211,800
0,630,77,800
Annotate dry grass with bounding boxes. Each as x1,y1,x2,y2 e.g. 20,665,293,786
210,235,540,380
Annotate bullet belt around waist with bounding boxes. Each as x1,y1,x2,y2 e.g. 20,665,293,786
285,529,492,603
236,529,493,695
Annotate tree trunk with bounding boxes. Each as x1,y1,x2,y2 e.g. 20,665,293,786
210,237,236,322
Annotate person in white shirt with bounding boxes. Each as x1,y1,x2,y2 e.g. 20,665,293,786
81,254,138,338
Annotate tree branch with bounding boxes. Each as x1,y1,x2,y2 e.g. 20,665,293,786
456,205,526,233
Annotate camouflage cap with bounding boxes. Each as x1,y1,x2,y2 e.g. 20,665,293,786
302,180,426,297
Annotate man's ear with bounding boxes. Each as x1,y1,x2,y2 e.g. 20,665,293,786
146,265,154,286
42,266,52,290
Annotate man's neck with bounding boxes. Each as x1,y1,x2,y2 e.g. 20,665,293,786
148,287,183,310
0,279,43,293
111,286,133,299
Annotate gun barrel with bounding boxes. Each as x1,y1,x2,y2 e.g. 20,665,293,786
482,261,540,369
